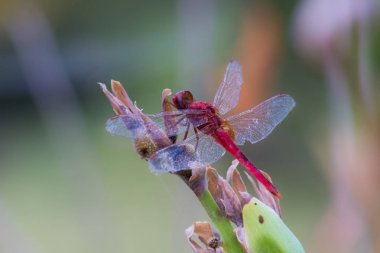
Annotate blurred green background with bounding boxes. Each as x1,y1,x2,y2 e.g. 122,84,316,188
0,0,379,252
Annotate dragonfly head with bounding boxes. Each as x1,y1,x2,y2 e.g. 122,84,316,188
172,90,194,109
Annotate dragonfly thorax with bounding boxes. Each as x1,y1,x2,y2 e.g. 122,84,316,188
187,101,224,135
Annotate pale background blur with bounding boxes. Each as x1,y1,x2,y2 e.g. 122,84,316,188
0,0,379,252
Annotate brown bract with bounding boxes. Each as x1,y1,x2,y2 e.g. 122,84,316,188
100,80,172,159
206,160,281,227
186,160,282,252
187,165,208,197
245,170,282,217
186,222,223,253
207,165,243,226
161,88,178,143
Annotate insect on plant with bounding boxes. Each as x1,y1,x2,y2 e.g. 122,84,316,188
106,60,295,198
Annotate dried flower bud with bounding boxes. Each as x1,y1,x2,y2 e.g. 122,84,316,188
245,170,282,217
185,160,305,253
226,160,246,193
101,81,172,157
226,160,251,207
161,88,178,143
206,160,282,226
206,167,224,208
221,180,243,226
234,227,249,253
207,166,243,226
99,82,129,115
188,165,208,197
185,222,223,253
133,136,157,160
111,80,136,113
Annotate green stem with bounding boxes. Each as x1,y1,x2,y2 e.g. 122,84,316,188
198,190,245,253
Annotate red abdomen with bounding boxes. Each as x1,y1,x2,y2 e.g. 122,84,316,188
212,128,281,198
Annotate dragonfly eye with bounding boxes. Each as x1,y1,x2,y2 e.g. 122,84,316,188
173,90,194,109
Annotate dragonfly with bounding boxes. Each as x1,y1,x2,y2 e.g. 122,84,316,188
106,60,295,198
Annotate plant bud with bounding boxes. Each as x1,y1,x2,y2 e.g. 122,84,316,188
133,137,157,160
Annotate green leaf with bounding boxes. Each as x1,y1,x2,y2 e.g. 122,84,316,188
243,198,305,253
198,190,245,253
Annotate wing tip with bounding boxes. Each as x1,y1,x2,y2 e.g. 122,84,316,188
228,59,242,69
229,58,239,64
278,93,296,108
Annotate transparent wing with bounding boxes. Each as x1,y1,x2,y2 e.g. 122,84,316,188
147,109,210,136
106,109,209,139
148,132,226,174
227,94,295,145
106,114,147,138
148,143,198,174
143,114,190,138
185,132,226,166
213,60,243,115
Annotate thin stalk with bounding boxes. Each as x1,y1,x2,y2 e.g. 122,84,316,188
197,190,245,253
176,170,245,253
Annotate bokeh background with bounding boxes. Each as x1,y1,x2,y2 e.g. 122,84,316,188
0,0,379,252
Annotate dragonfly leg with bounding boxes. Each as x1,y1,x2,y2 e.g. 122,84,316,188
173,116,186,127
183,122,191,140
194,127,200,151
165,116,186,144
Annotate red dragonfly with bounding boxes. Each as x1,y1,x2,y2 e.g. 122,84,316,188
106,60,295,198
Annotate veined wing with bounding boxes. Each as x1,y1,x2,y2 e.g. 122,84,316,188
226,94,295,145
106,109,209,139
148,131,226,174
145,108,209,135
213,60,243,115
106,114,147,139
185,132,226,166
